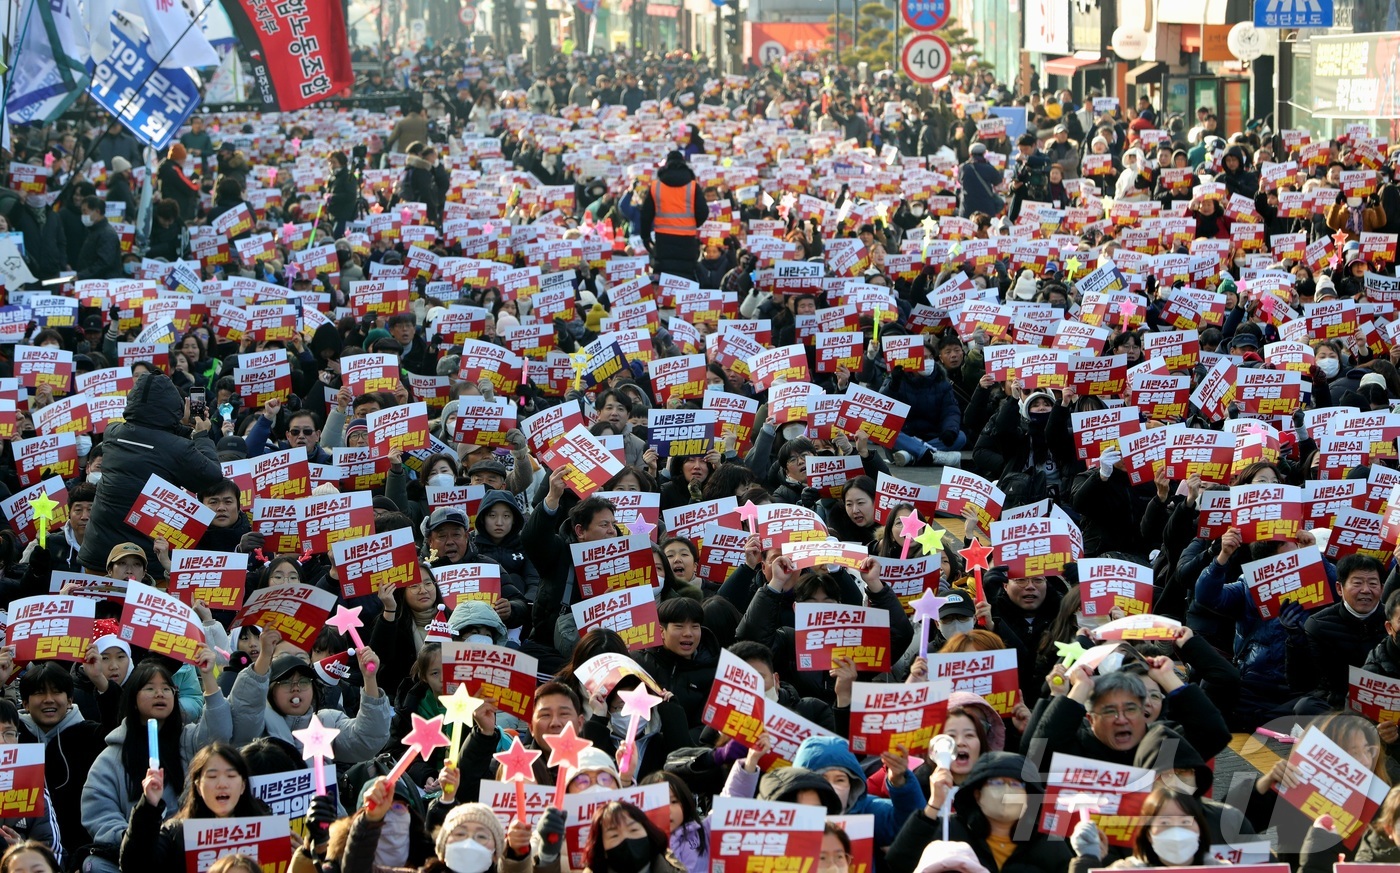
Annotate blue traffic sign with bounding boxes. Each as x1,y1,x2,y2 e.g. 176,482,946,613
1253,0,1332,28
902,0,950,31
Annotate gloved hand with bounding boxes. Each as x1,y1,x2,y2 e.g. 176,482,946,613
1279,601,1309,636
535,806,567,862
940,430,960,447
237,531,266,555
1098,448,1122,480
505,428,528,451
306,793,337,848
799,486,820,508
1293,408,1307,428
1070,818,1101,858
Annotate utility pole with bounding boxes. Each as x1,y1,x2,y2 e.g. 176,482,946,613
533,0,552,68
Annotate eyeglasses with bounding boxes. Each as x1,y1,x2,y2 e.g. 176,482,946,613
568,771,619,791
276,678,313,692
1145,691,1165,703
1093,704,1143,719
288,428,317,436
0,731,19,742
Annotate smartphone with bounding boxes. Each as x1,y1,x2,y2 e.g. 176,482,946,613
190,388,207,419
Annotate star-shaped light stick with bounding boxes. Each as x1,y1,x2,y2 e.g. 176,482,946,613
898,512,927,561
958,538,994,627
910,588,949,660
543,721,593,807
1065,256,1082,279
326,605,375,673
615,684,663,776
627,517,657,541
1049,639,1089,687
383,713,449,794
914,522,946,559
570,351,589,391
29,490,58,548
737,499,759,532
440,684,485,769
292,713,341,796
494,736,543,822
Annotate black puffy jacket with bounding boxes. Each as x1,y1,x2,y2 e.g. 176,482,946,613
470,489,541,630
1291,599,1387,708
77,374,223,573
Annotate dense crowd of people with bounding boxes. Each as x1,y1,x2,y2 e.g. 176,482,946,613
0,36,1399,873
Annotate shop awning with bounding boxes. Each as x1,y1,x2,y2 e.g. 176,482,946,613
1044,52,1103,77
1126,62,1165,85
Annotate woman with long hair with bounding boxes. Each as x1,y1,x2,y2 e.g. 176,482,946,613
639,772,706,873
582,800,681,873
80,653,229,868
117,742,271,871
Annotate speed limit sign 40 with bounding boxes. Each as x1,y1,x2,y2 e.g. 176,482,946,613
902,33,951,84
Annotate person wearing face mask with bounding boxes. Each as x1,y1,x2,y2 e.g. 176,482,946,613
73,196,122,280
428,801,537,873
883,340,963,469
973,384,1074,506
336,776,436,873
1133,733,1256,851
1069,786,1214,871
580,801,681,873
469,490,540,634
886,751,1069,873
227,628,390,772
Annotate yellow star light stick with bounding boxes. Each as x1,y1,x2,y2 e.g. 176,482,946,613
914,524,946,557
30,490,58,548
1050,639,1088,686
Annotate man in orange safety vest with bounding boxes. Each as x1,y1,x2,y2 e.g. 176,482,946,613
639,150,709,281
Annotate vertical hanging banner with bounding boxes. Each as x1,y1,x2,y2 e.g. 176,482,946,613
222,0,354,110
87,12,202,150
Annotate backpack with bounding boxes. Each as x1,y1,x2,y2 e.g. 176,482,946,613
997,468,1051,509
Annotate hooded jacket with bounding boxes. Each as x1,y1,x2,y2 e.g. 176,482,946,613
445,599,509,643
885,751,1070,873
791,735,926,847
79,695,233,849
1220,146,1260,201
396,155,439,208
227,666,391,769
78,374,224,573
471,489,541,630
1133,731,1255,846
757,766,842,811
20,704,108,857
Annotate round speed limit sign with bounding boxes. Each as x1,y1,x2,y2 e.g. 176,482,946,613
901,33,951,84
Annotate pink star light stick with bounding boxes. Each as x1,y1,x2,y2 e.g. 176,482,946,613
898,512,927,561
326,605,375,673
292,714,341,796
383,714,449,790
737,500,759,532
494,736,543,822
543,721,593,807
615,684,663,776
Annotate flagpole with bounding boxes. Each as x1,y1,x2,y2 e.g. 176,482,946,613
60,0,220,207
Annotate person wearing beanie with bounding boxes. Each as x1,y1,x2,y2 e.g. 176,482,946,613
434,801,540,873
344,418,369,448
584,303,608,335
639,150,708,281
158,142,199,222
1008,269,1038,302
107,155,136,221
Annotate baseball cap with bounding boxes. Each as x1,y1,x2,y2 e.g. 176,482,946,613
106,542,147,569
426,506,469,533
939,591,976,620
269,653,316,683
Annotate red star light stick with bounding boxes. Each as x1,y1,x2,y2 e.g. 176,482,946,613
383,714,449,792
494,736,543,823
958,539,994,628
326,605,375,673
544,721,593,807
615,684,663,776
292,714,340,796
898,511,927,561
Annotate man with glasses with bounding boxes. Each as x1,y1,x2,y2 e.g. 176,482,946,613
1030,669,1207,770
245,398,332,464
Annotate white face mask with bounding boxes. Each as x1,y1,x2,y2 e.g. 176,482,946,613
611,712,645,738
375,808,412,868
1318,357,1340,378
940,617,975,637
445,838,495,873
911,205,925,216
428,473,456,488
465,633,493,645
780,423,805,441
87,471,102,485
81,214,96,227
1149,827,1199,865
764,683,779,702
